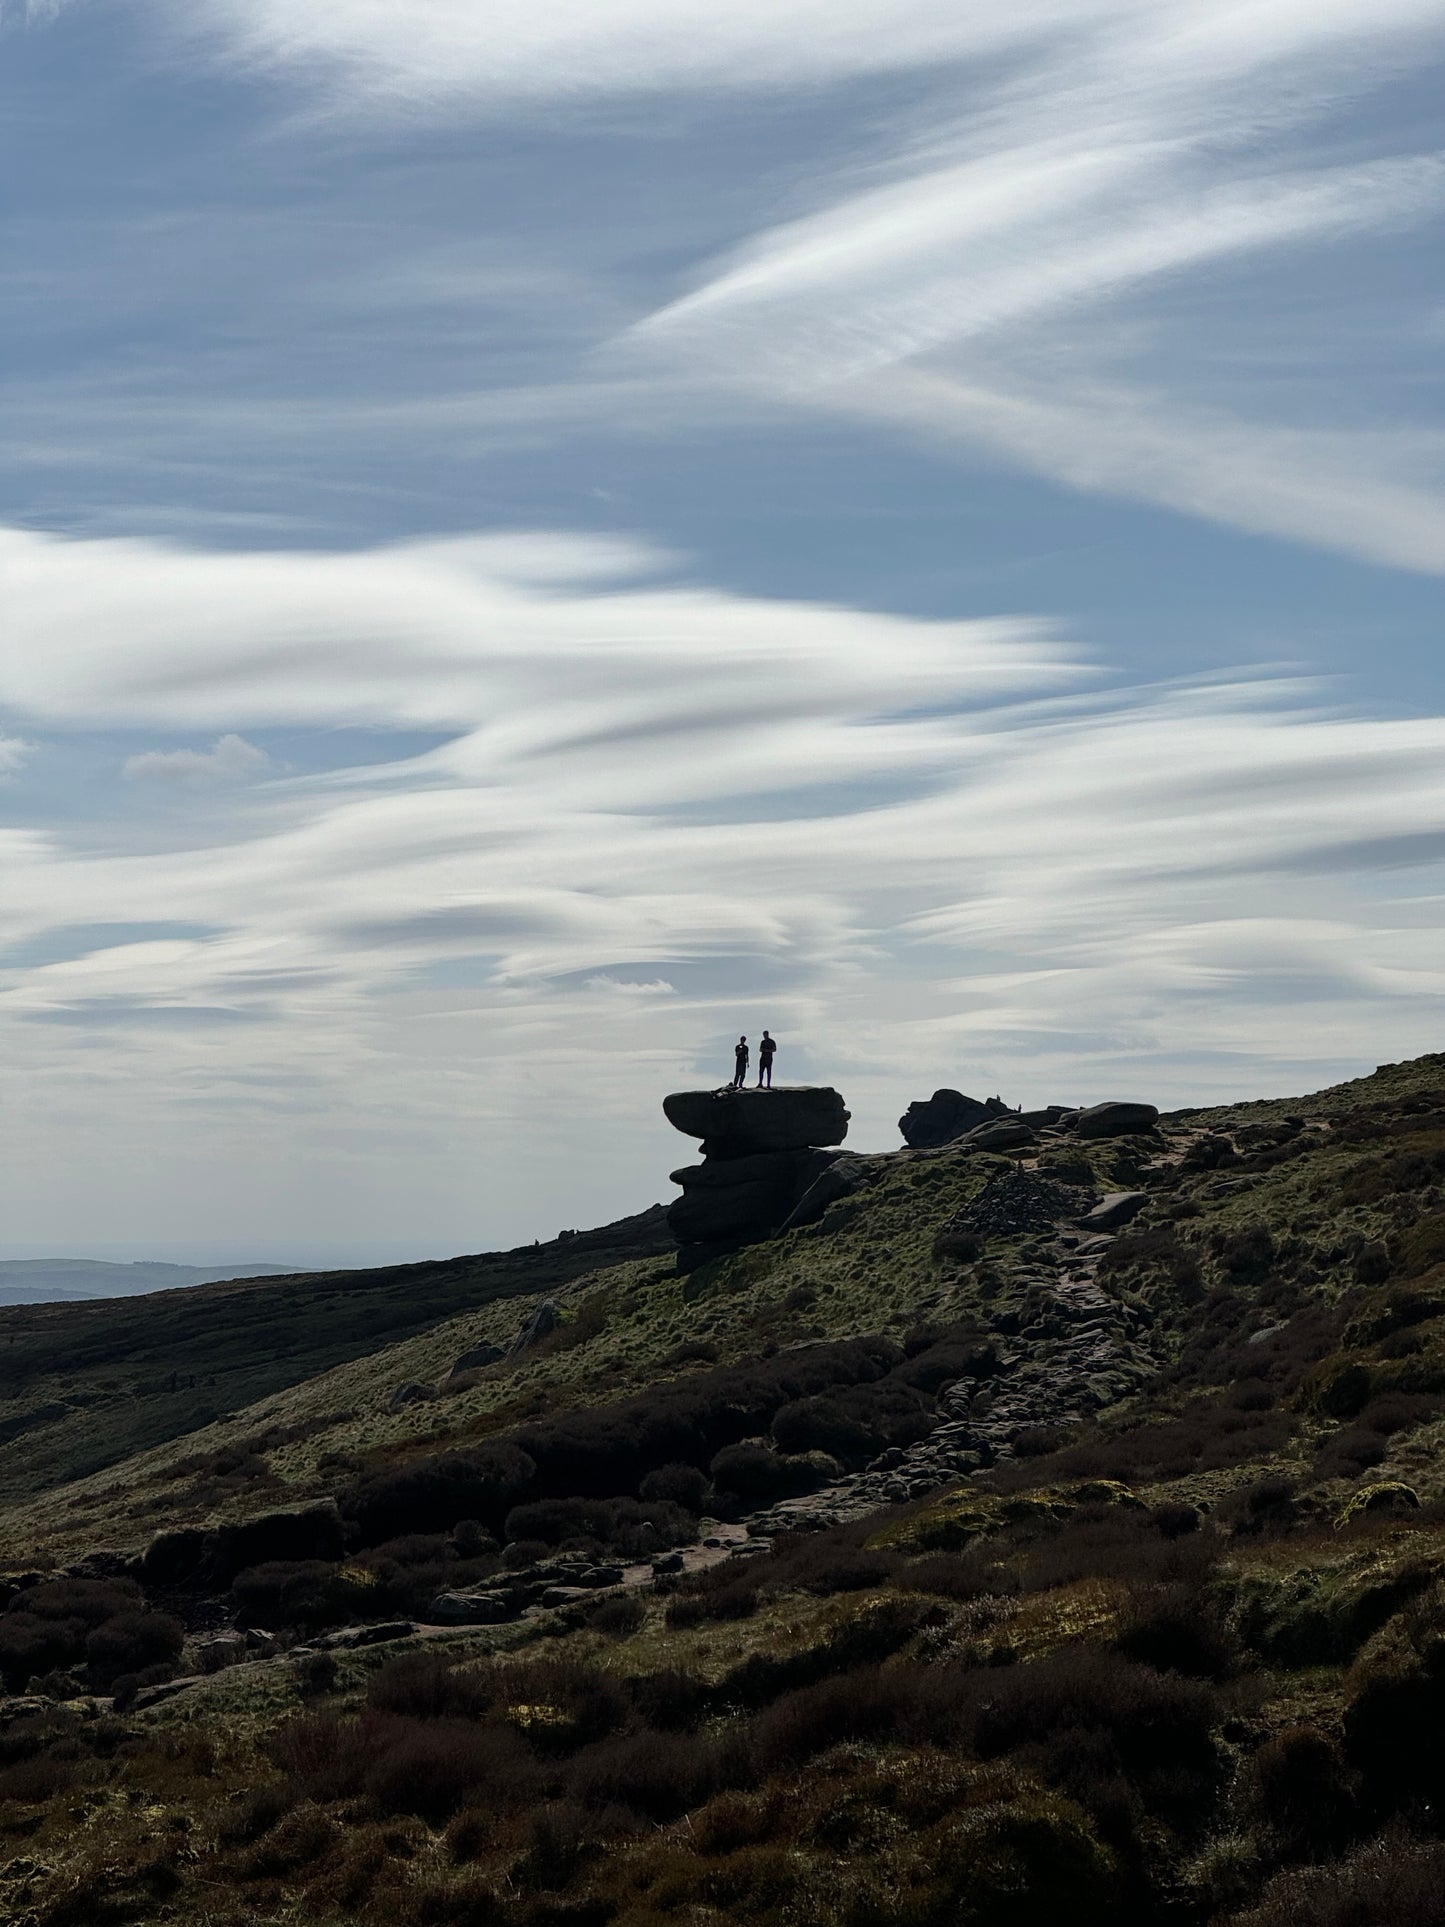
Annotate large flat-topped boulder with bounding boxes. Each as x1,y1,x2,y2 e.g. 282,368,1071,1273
663,1086,849,1155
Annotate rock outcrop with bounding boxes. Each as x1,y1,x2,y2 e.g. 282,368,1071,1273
898,1089,1011,1148
1062,1101,1160,1140
663,1086,848,1156
664,1086,850,1267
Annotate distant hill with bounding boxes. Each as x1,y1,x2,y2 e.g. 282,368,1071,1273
0,1258,297,1308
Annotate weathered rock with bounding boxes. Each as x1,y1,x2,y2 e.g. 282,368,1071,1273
428,1589,516,1625
445,1340,504,1380
1066,1101,1160,1140
389,1381,433,1409
507,1300,560,1358
130,1675,203,1711
667,1149,816,1245
664,1086,848,1155
1079,1191,1150,1230
778,1153,868,1232
899,1089,1010,1148
961,1119,1039,1153
314,1621,416,1650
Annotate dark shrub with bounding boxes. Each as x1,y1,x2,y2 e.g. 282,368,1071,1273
638,1462,708,1511
1217,1226,1276,1286
232,1560,381,1632
708,1443,820,1505
271,1711,379,1803
770,1382,932,1468
628,1667,706,1731
347,1444,537,1544
368,1654,495,1721
0,1612,85,1690
363,1718,536,1824
1241,1725,1358,1859
962,1647,1223,1821
84,1611,184,1689
589,1593,646,1637
748,1665,932,1770
564,1726,726,1821
665,1565,763,1629
1116,1587,1236,1679
1230,1836,1445,1927
1219,1477,1298,1537
1314,1428,1388,1480
1344,1663,1445,1814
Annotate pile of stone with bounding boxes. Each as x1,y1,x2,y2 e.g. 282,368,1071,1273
663,1086,853,1270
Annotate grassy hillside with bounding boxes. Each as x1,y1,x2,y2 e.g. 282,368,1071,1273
0,1206,673,1506
3,1052,1445,1926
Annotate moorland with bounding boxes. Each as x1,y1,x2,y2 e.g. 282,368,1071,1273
5,1054,1445,1925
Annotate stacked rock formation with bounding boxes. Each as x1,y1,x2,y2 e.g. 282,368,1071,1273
664,1086,851,1270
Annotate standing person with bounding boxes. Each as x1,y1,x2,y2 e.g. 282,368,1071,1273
732,1036,749,1087
757,1030,777,1088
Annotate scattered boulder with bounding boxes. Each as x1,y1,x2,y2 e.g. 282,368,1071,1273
507,1300,560,1358
445,1340,504,1381
428,1589,516,1625
899,1089,1011,1148
663,1086,849,1155
1079,1191,1151,1231
314,1621,415,1650
1065,1101,1160,1140
389,1381,433,1410
960,1118,1038,1153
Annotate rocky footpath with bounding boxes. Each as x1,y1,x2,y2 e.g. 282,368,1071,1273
744,1161,1164,1534
664,1085,853,1269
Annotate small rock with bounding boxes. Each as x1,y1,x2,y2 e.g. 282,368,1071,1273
651,1551,685,1574
129,1675,203,1711
428,1590,515,1625
445,1341,504,1379
315,1621,415,1650
389,1381,433,1409
1080,1191,1150,1230
541,1585,594,1609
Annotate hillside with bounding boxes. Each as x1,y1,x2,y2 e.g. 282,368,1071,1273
2,1053,1445,1926
0,1206,674,1504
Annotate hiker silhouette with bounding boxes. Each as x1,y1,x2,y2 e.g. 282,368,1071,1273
757,1030,776,1088
732,1035,749,1087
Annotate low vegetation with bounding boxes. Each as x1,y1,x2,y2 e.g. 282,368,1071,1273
4,1052,1445,1923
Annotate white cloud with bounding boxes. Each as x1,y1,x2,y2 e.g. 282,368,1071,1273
123,733,271,783
0,735,31,776
614,0,1445,572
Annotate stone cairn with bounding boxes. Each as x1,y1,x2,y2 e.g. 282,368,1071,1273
663,1086,852,1271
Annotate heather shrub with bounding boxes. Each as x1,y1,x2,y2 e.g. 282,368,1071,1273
1240,1725,1358,1860
637,1462,708,1511
1229,1836,1445,1927
231,1559,383,1631
708,1442,824,1506
84,1610,184,1689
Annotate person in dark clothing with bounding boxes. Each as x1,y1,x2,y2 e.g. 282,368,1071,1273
757,1030,776,1088
732,1036,749,1087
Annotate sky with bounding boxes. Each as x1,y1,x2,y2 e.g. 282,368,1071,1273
2,0,1445,1267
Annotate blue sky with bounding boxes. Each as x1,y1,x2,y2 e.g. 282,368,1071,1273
2,0,1444,1265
